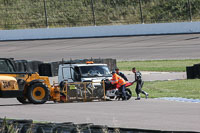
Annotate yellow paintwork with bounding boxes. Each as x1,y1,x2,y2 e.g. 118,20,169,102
0,76,19,91
0,72,51,89
50,85,60,102
32,86,46,100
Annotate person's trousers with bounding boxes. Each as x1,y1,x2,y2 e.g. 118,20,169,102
120,84,127,99
135,81,147,97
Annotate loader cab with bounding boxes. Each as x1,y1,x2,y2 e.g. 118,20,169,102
58,63,112,84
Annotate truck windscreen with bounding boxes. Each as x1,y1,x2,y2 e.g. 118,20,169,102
79,66,111,77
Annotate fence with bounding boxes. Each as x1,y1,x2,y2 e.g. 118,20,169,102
0,0,200,30
57,81,106,102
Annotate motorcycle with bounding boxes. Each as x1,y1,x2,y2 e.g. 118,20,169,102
103,79,133,100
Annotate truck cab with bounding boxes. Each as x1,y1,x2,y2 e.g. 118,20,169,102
58,62,112,85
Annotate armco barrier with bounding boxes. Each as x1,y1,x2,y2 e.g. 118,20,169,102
1,22,200,41
0,118,199,133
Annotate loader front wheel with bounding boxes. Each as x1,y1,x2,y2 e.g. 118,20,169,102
27,83,49,104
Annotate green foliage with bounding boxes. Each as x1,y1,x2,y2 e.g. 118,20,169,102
0,117,19,133
0,0,200,29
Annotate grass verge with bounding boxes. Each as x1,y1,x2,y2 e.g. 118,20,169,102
117,59,200,72
129,79,200,99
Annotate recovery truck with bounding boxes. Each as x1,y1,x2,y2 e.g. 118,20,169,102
58,61,112,84
58,61,112,100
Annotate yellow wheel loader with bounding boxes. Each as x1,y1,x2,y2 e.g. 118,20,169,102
0,58,52,104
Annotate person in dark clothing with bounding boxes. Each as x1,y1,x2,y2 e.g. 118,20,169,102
115,68,128,81
132,67,148,100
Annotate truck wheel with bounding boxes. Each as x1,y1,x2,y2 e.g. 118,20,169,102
16,97,30,104
27,83,49,104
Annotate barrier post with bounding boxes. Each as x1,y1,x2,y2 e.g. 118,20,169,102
102,80,106,101
43,0,48,28
188,0,192,22
64,82,68,102
91,0,96,26
139,0,144,24
84,82,87,102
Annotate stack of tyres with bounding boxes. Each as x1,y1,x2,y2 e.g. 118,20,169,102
14,60,43,73
27,61,43,73
51,61,61,76
186,66,195,79
10,119,33,133
119,128,162,133
186,63,200,79
193,64,200,78
89,125,108,133
39,62,61,77
75,123,93,133
39,63,53,77
53,122,76,133
32,123,54,133
14,60,28,72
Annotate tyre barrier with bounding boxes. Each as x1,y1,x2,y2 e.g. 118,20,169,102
38,62,61,77
0,118,199,133
14,60,29,72
37,58,116,77
186,63,200,79
13,58,116,77
27,60,44,73
14,60,43,73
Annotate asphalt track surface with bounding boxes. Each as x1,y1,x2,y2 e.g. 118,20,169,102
0,98,200,132
1,34,200,132
0,34,200,61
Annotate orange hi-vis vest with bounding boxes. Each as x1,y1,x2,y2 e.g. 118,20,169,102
111,73,126,86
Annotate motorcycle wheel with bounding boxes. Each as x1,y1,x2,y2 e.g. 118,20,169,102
109,96,115,99
125,88,132,100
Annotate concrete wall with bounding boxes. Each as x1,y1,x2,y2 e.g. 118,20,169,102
0,22,200,41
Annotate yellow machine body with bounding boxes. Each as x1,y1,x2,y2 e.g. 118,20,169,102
0,76,18,91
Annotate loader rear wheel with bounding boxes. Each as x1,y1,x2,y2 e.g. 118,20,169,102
16,97,30,104
27,83,49,104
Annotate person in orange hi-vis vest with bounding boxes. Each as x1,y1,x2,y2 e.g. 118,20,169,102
111,71,127,100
